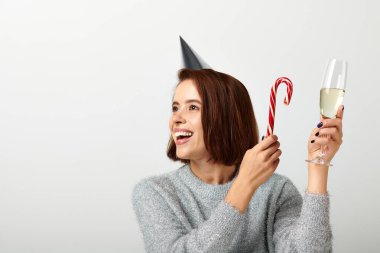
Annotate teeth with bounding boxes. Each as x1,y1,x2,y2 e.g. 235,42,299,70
174,131,193,137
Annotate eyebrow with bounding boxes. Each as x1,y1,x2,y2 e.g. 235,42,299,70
172,99,202,105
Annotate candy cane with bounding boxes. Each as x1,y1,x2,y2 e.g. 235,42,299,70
266,77,293,137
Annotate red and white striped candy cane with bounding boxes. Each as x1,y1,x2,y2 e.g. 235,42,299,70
266,77,293,137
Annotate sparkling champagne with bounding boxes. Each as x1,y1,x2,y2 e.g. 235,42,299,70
320,88,345,118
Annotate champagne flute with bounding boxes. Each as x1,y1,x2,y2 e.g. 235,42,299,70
306,59,347,166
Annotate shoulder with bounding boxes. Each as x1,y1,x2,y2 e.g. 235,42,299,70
132,165,186,206
133,172,174,200
261,173,294,190
259,173,302,202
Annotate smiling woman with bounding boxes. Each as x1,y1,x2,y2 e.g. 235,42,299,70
167,68,259,166
132,68,339,253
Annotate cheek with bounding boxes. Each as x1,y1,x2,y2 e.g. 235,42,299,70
196,122,204,137
193,115,202,129
193,118,204,144
168,117,174,130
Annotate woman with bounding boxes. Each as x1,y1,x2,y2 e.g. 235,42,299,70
133,68,343,252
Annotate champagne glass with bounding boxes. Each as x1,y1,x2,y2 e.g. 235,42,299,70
306,59,347,166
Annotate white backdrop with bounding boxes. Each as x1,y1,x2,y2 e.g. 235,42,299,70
1,0,379,252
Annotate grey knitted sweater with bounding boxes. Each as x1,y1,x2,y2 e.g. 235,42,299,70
132,164,332,252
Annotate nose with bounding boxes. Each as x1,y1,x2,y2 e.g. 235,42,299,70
172,108,187,125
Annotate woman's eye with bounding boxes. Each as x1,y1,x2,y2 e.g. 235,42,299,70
190,105,199,110
172,106,178,112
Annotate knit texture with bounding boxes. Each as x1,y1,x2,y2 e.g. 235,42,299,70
132,164,332,253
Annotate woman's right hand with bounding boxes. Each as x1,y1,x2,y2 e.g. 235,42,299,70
238,135,282,191
225,135,281,213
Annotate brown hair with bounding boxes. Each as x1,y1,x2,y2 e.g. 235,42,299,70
166,68,259,166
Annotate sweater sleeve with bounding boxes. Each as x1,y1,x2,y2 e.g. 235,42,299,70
273,180,333,253
132,180,245,253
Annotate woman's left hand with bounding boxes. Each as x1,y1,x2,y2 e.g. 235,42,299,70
308,105,344,164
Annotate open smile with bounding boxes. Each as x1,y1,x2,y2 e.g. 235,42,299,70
174,131,193,145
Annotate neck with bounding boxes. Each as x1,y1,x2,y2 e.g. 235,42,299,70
189,159,238,185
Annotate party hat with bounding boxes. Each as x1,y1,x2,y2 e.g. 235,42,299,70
180,36,211,70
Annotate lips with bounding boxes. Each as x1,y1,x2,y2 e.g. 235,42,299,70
175,135,192,145
173,129,193,145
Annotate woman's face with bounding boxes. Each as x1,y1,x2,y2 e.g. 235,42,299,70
169,79,210,161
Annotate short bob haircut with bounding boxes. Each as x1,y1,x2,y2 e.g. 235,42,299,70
167,68,259,166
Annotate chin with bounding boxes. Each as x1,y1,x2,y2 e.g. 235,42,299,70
176,152,190,160
176,148,197,160
176,146,208,160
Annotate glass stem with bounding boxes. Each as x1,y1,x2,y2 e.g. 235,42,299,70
319,145,325,157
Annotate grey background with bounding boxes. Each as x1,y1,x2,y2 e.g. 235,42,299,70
0,0,379,252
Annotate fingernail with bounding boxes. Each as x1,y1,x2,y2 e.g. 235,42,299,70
261,136,265,141
315,132,319,137
311,140,315,143
317,122,323,128
342,105,345,111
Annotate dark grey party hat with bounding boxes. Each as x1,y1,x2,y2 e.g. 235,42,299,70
180,36,211,70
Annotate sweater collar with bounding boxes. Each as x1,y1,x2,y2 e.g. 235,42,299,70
178,163,238,199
